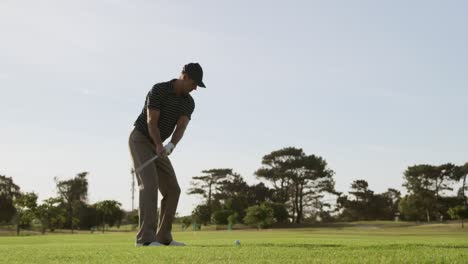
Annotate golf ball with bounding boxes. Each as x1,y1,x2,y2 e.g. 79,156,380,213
234,240,241,245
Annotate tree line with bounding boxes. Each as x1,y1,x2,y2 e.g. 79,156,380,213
0,172,131,235
185,147,468,228
1,146,467,234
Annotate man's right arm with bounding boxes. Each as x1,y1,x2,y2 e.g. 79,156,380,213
147,109,166,157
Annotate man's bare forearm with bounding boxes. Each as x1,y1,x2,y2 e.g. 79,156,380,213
170,125,187,146
148,120,163,146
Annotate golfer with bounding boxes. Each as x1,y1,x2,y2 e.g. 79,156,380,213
129,63,206,246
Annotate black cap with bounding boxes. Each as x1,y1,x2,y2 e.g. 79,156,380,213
183,63,206,88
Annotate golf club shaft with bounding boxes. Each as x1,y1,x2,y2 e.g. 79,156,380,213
135,155,158,173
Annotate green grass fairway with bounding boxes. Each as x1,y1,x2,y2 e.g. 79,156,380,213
1,223,467,263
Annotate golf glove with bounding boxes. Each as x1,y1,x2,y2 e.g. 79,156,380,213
164,142,176,156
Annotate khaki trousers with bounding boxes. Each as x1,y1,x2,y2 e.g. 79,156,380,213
128,128,181,244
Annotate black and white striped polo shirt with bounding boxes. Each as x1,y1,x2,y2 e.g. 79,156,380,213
133,79,195,144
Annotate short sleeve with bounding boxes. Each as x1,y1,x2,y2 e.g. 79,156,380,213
181,97,195,120
146,85,167,110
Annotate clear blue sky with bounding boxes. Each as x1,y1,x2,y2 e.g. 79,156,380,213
1,0,467,215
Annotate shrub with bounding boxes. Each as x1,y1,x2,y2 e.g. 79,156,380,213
243,204,274,229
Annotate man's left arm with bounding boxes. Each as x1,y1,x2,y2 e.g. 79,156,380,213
166,99,194,155
170,115,190,147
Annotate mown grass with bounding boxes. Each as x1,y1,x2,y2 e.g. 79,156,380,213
0,222,467,263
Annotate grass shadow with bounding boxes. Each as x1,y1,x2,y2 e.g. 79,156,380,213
357,244,468,250
256,243,343,249
193,244,468,250
191,243,343,249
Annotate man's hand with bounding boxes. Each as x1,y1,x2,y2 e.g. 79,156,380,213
164,142,176,156
156,143,167,158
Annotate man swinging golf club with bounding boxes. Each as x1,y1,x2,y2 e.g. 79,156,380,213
129,63,206,246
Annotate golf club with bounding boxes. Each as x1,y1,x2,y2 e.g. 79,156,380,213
135,155,158,173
